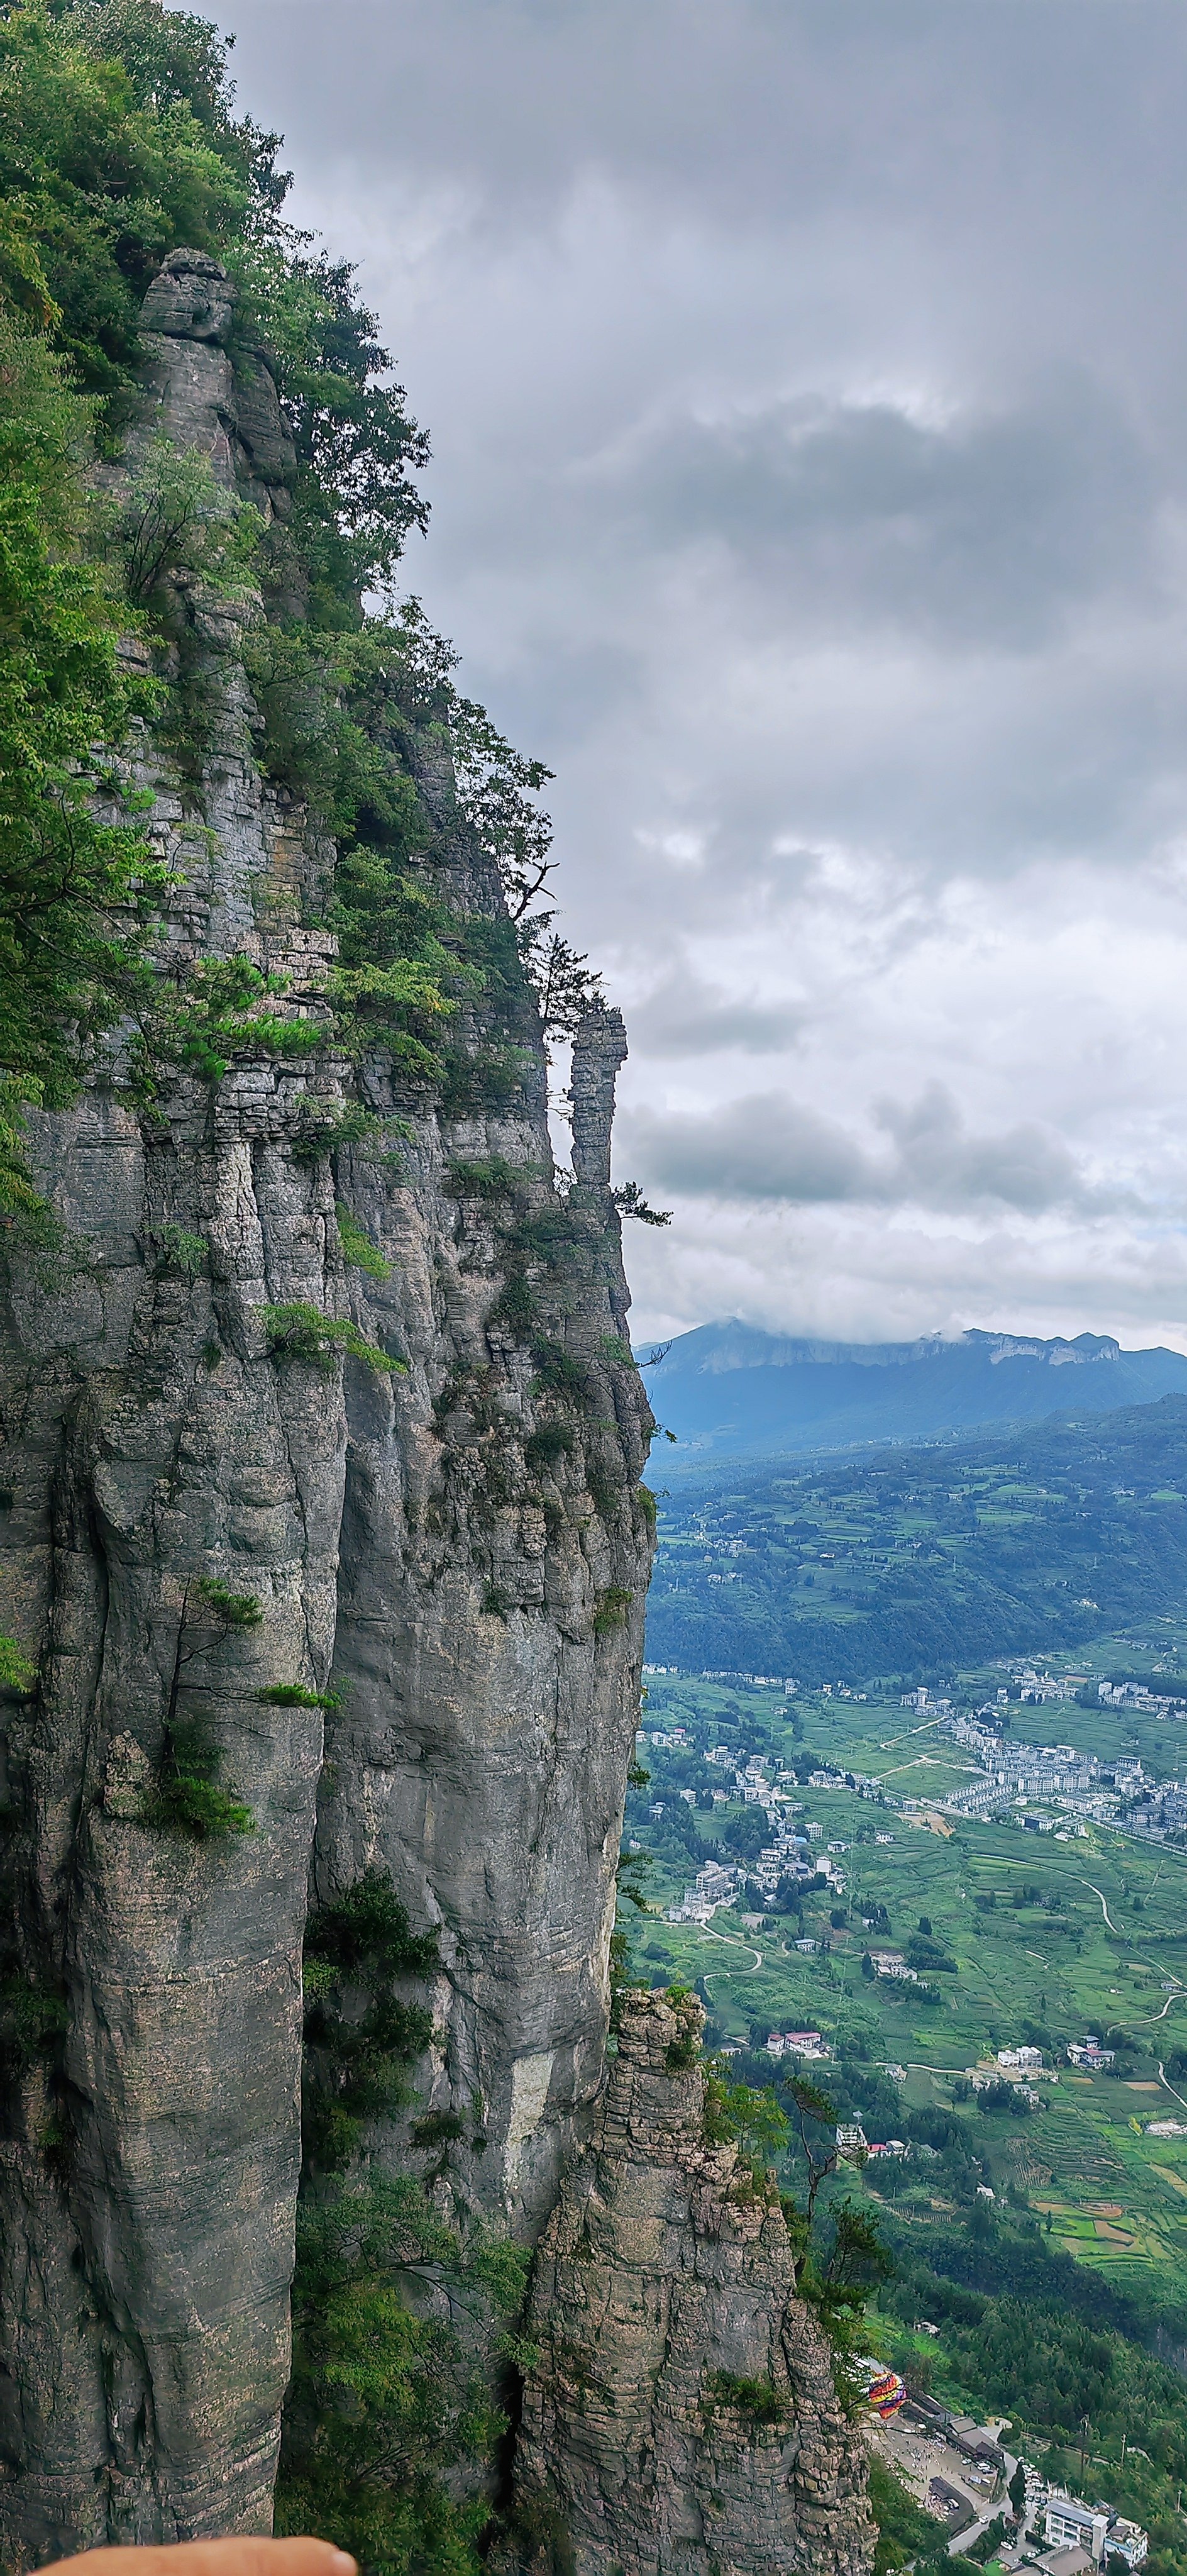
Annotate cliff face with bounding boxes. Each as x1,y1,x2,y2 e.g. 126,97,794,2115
0,240,872,2576
513,1992,875,2576
0,253,654,2562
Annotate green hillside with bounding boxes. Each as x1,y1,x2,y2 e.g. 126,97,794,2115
621,1670,1187,2574
646,1396,1187,1685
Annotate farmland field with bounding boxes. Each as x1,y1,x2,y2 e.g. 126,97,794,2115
628,1668,1187,2271
645,1396,1187,1684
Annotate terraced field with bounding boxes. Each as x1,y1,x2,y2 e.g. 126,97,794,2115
626,1669,1187,2312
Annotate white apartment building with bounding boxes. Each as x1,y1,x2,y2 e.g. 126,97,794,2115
1044,2499,1108,2560
945,1779,1010,1818
1043,2495,1147,2567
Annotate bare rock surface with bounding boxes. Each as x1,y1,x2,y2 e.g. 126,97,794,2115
0,248,870,2576
0,255,653,2559
512,1990,875,2576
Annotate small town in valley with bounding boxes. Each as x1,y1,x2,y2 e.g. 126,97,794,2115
632,1652,1186,2567
863,2367,1149,2571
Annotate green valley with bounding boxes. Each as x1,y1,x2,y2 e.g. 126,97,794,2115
619,1661,1187,2573
646,1396,1187,1685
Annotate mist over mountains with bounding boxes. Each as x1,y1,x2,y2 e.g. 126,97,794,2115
641,1320,1187,1467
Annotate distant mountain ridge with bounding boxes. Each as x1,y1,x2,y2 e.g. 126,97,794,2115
640,1319,1187,1465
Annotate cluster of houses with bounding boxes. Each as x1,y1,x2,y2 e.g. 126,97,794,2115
969,2039,1113,2085
1066,2036,1116,2070
1097,1676,1185,1715
873,1674,1183,1842
1126,1775,1187,1841
665,1833,844,1928
890,2391,1148,2568
836,2124,919,2161
1025,2491,1147,2570
930,2468,1147,2570
763,2027,831,2061
939,1704,1159,1834
653,1736,853,1926
866,1947,918,1982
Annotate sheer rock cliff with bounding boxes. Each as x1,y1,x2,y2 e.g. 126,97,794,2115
0,247,871,2576
0,252,653,2562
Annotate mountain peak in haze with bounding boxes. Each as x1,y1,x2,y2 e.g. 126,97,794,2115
640,1319,1187,1465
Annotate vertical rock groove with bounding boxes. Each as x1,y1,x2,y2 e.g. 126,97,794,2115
0,249,654,2559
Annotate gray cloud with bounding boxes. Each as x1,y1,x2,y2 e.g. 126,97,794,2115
631,969,798,1057
624,1082,1107,1216
624,1094,870,1202
873,1083,1095,1214
219,0,1187,1347
597,380,1157,651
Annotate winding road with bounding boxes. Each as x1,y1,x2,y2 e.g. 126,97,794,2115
1140,1989,1185,2024
1079,1878,1123,1934
702,1928,764,1972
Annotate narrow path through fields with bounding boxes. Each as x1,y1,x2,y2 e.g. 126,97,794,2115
700,1928,764,1971
876,1716,947,1752
1080,1878,1123,1934
1140,1990,1185,2024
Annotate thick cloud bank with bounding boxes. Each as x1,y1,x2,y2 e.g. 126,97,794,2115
220,0,1187,1348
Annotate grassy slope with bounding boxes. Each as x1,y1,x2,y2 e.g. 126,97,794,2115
646,1396,1187,1685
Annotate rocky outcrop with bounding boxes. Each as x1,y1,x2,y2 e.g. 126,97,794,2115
133,247,295,518
570,1011,628,1192
512,1990,875,2576
0,255,653,2560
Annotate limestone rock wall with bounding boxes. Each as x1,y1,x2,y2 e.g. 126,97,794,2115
512,1990,876,2576
0,243,871,2576
0,255,653,2561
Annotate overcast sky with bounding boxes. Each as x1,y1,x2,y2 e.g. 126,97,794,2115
219,0,1187,1351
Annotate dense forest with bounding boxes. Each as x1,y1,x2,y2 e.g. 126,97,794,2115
646,1397,1187,1682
